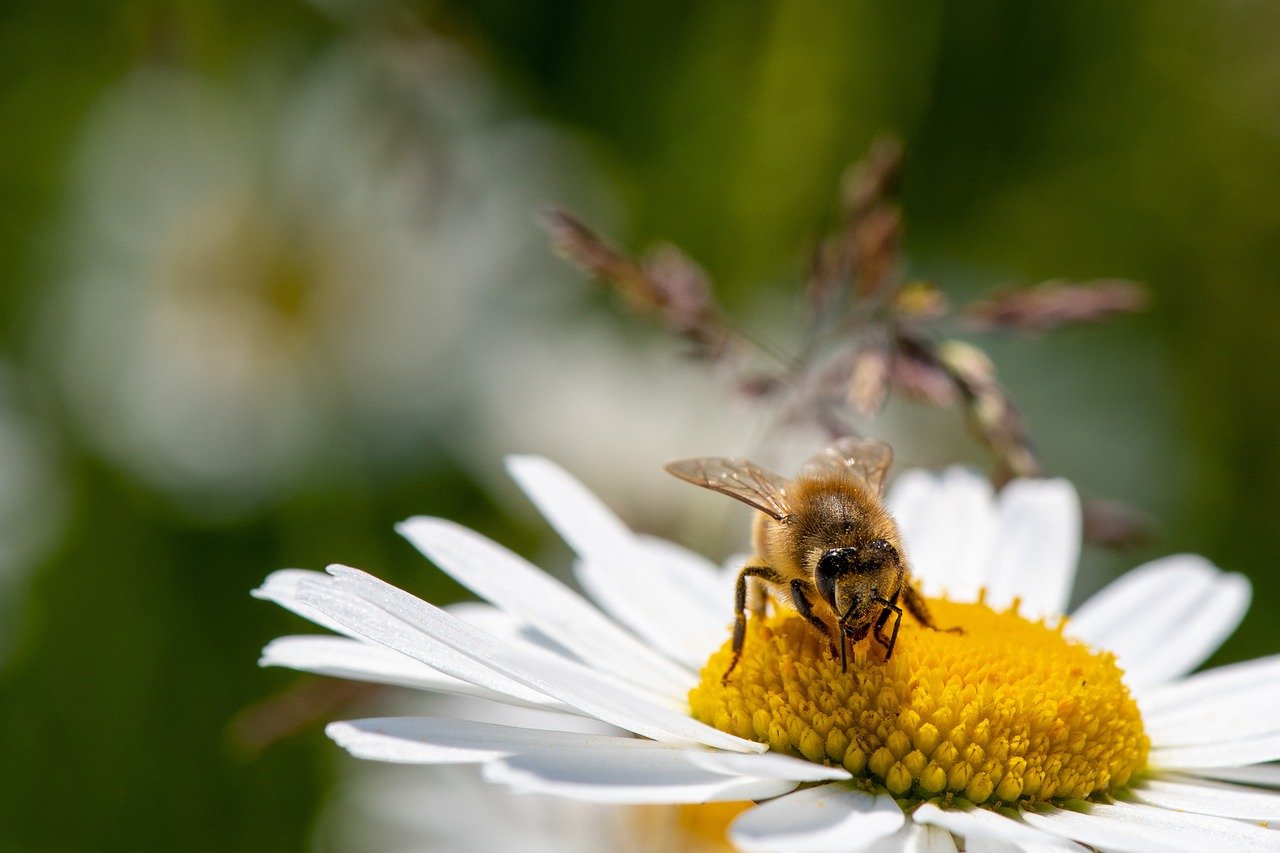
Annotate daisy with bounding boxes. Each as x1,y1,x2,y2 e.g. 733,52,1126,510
257,456,1280,852
40,38,596,514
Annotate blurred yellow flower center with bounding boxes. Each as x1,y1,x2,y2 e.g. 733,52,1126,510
628,801,751,852
689,597,1149,805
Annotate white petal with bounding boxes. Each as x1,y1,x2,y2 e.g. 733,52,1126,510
325,716,658,764
268,571,561,708
428,603,682,715
1022,800,1280,853
728,784,905,853
505,455,730,667
393,691,623,734
1141,650,1280,717
637,533,728,620
303,566,763,753
1186,764,1280,788
253,569,360,638
1065,554,1249,687
260,634,566,710
1121,574,1249,688
575,557,726,667
1142,652,1280,717
398,516,694,696
1067,554,1215,642
912,803,1086,851
445,602,573,658
686,751,850,782
1132,774,1280,821
957,839,1018,853
863,822,957,853
1142,655,1280,747
984,477,1081,620
902,824,958,853
484,746,798,804
887,468,996,600
913,825,958,853
1149,730,1280,769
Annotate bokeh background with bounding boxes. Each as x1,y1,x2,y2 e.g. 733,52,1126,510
3,1,1280,849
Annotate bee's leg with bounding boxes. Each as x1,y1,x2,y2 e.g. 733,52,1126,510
788,578,838,663
746,573,769,618
871,594,904,660
727,566,783,684
902,582,964,634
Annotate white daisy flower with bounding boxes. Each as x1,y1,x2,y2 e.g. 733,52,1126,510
40,39,598,515
256,457,1280,852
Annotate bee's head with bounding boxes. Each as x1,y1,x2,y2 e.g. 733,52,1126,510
816,539,901,628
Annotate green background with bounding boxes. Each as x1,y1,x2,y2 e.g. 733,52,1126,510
3,1,1279,848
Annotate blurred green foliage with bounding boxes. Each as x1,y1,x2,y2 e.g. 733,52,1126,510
3,0,1280,849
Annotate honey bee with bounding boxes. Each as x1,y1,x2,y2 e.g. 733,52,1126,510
666,437,957,680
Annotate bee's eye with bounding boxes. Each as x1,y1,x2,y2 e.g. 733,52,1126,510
867,538,895,554
861,539,899,566
815,546,858,608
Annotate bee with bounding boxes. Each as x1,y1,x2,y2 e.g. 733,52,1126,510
666,437,957,681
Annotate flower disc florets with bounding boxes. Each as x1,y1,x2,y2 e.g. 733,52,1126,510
689,596,1148,805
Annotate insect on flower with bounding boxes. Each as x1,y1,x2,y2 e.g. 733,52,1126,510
666,438,959,680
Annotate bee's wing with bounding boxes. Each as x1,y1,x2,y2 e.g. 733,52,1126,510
805,437,894,495
664,457,791,520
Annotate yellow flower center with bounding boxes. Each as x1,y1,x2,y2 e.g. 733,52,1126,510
689,597,1149,805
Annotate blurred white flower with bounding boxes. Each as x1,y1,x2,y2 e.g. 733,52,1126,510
41,37,599,515
458,321,760,531
0,367,67,664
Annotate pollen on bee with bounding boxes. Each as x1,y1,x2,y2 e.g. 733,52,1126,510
687,598,1149,807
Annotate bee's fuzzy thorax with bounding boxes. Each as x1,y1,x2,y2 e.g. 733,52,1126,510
755,470,901,578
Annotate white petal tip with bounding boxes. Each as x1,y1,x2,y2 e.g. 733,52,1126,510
395,516,455,548
504,453,554,474
943,464,990,484
394,515,432,535
251,568,312,599
504,455,578,499
728,785,904,852
1001,475,1077,498
503,455,562,492
1223,570,1253,600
